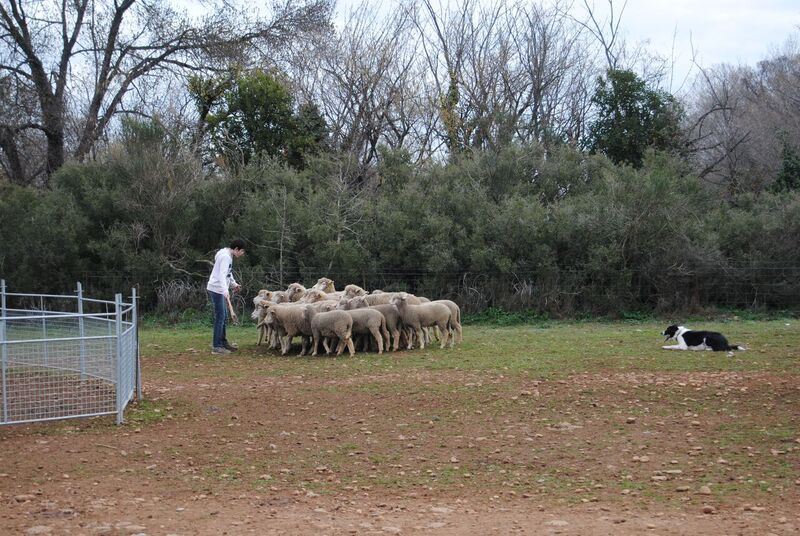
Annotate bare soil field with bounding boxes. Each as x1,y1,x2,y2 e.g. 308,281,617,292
1,322,798,535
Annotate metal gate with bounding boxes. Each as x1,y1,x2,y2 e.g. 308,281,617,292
0,280,141,425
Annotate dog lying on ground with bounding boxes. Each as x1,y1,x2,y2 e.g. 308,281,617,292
662,324,745,352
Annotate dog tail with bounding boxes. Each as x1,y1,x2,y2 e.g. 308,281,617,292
727,344,746,351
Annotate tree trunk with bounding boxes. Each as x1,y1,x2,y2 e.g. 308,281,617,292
0,126,26,185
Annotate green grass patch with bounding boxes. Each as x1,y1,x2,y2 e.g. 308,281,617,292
126,399,178,425
140,318,800,377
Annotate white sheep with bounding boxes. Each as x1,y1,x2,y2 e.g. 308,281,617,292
252,290,290,346
343,284,367,299
364,292,423,306
299,288,331,303
312,277,336,293
286,282,307,302
336,299,389,353
433,299,462,343
304,307,355,357
340,296,403,352
260,301,334,355
262,304,312,355
390,292,452,350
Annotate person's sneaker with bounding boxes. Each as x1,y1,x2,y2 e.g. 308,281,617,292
212,346,231,355
224,342,239,351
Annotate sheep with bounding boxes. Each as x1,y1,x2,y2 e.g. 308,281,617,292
252,289,273,308
312,277,336,293
336,299,389,354
362,292,431,342
364,292,423,306
252,291,272,345
340,296,403,352
433,299,462,343
304,307,355,357
262,304,313,355
252,290,290,346
258,300,336,355
251,290,272,323
299,289,331,303
286,282,307,302
363,292,392,306
310,277,346,299
390,292,452,350
343,284,367,299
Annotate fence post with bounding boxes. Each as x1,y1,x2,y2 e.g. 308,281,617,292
77,282,86,379
132,287,142,401
40,294,48,363
115,293,124,425
1,280,8,424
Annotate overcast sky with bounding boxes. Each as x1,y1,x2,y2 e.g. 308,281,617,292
334,0,799,89
619,1,799,69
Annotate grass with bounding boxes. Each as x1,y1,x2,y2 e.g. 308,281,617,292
140,317,800,377
126,399,176,425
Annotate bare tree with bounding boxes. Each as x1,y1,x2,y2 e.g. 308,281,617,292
686,34,800,194
411,0,477,158
509,1,597,146
289,1,442,177
572,0,669,86
324,4,414,168
411,0,597,155
0,0,333,186
574,0,627,71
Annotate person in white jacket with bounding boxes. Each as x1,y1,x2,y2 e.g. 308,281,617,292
207,238,246,354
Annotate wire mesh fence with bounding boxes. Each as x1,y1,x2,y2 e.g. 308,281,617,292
60,264,800,330
0,281,140,426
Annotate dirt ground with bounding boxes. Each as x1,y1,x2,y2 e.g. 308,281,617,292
1,347,799,535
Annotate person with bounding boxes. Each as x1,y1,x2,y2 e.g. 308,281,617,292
206,238,246,354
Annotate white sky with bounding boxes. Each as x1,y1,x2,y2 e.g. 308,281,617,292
619,0,799,72
334,0,800,90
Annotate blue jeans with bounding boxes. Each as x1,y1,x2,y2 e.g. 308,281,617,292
208,291,227,349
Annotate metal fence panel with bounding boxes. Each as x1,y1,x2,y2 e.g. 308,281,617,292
0,281,139,426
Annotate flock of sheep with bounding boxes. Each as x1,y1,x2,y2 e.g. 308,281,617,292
250,277,463,357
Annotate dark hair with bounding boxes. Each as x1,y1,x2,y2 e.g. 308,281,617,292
229,238,246,250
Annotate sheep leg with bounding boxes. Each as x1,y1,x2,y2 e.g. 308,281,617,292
404,327,414,350
260,324,269,346
438,321,450,349
257,324,265,346
269,327,280,350
369,326,384,354
343,337,355,357
423,327,431,345
399,328,410,350
333,337,348,356
416,328,425,350
380,322,390,352
280,334,292,355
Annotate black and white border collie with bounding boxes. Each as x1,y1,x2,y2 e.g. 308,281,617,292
662,325,745,352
